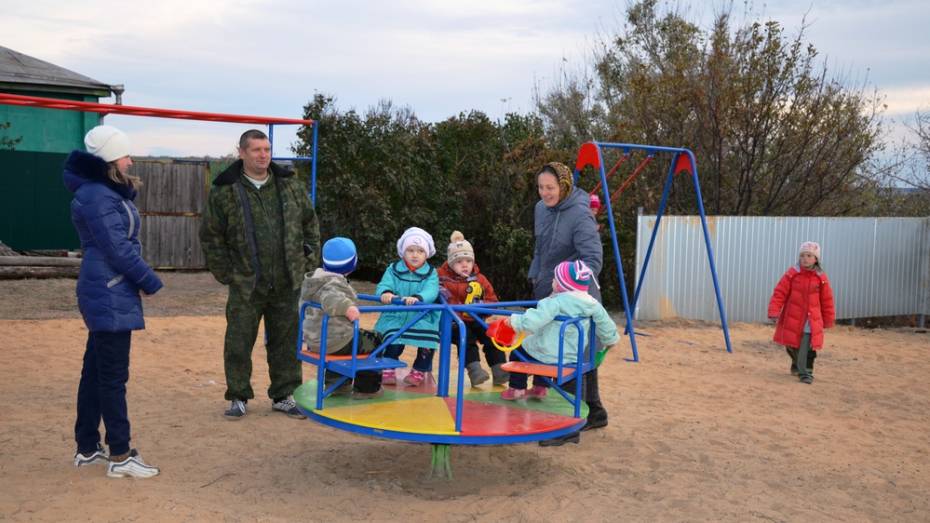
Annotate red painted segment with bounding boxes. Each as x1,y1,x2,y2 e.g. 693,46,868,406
0,92,313,125
673,152,693,175
574,141,601,170
443,398,580,436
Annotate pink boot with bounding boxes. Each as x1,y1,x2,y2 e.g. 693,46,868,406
382,369,396,385
501,387,526,401
527,385,548,400
404,369,426,386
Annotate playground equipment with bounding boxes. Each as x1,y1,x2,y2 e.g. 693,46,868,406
574,141,732,355
0,92,320,203
294,140,732,477
295,295,604,477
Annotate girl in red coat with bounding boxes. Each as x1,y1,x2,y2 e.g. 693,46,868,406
767,241,836,384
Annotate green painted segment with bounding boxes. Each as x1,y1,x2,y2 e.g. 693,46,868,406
0,150,79,249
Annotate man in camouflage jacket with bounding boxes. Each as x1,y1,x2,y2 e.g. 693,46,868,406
200,129,320,419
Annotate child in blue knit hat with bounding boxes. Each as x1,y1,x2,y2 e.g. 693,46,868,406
300,237,383,398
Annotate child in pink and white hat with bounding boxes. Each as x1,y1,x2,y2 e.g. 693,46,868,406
767,241,835,384
500,260,619,401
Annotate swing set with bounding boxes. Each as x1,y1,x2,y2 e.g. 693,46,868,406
573,141,733,357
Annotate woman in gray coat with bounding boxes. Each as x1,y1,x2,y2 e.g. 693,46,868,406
528,162,608,446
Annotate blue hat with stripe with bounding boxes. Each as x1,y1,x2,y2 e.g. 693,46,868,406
322,237,357,274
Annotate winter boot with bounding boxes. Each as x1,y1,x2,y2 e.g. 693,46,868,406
491,364,510,386
466,361,490,386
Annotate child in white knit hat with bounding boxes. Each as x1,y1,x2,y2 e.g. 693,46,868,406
438,231,509,386
767,241,835,384
375,227,441,387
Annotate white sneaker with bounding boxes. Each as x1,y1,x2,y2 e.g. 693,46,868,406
74,443,108,467
271,395,306,419
106,449,159,479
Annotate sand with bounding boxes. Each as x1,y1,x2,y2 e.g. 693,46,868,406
0,274,928,521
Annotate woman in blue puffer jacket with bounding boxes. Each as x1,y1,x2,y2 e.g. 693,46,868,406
63,125,162,479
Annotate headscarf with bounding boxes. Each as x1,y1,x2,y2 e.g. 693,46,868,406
541,162,574,203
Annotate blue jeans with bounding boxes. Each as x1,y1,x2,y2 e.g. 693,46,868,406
383,344,434,372
75,331,132,456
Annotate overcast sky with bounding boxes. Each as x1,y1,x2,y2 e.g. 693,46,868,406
3,0,929,157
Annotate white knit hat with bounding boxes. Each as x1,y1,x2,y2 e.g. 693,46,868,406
447,230,474,264
396,227,435,258
84,125,131,162
799,241,821,262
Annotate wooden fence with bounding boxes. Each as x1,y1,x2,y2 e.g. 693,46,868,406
134,159,209,269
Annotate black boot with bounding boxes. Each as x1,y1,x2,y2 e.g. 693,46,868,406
786,347,799,376
583,401,608,431
538,431,581,446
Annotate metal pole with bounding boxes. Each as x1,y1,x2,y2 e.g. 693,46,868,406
590,143,639,362
310,122,319,206
630,156,676,318
686,150,733,353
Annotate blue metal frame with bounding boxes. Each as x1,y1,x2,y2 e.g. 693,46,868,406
574,142,732,354
268,121,319,206
299,408,586,445
295,295,605,443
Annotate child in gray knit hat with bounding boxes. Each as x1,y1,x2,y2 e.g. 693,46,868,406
438,231,509,386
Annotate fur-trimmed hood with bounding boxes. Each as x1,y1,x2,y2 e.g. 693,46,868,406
62,150,136,200
212,159,296,186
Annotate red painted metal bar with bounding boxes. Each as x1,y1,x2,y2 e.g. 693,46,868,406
606,155,654,205
0,92,313,126
590,153,629,195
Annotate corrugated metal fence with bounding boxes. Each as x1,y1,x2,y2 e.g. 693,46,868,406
634,215,930,322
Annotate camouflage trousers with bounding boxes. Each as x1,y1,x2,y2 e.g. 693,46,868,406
224,285,302,402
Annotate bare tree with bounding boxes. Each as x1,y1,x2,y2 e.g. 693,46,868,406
537,0,887,217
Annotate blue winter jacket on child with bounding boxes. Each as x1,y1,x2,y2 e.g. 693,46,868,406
63,151,163,332
510,291,619,364
374,260,440,349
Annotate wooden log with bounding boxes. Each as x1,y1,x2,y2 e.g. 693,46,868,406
0,266,80,279
0,256,82,267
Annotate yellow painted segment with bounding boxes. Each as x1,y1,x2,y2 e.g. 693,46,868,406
314,396,458,435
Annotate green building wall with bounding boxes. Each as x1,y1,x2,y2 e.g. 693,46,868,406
1,90,103,250
0,90,101,153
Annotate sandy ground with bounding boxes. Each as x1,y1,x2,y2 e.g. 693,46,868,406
1,273,928,522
